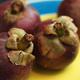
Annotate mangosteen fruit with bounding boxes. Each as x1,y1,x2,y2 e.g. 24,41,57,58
0,0,41,34
34,16,79,70
0,28,35,80
58,0,80,37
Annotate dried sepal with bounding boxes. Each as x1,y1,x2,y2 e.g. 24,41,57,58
8,28,26,40
53,16,78,33
56,16,73,26
6,34,19,49
38,35,66,59
60,29,79,46
64,29,70,35
8,50,35,66
38,35,51,56
44,22,65,37
43,23,57,36
66,22,78,33
24,42,34,54
47,38,66,59
4,11,18,25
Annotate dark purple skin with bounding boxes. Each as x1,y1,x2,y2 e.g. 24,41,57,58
0,32,33,80
58,0,80,37
33,19,79,70
0,1,41,34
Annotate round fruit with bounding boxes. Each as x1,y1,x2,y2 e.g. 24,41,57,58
0,28,35,80
58,0,80,37
0,0,41,34
33,16,79,70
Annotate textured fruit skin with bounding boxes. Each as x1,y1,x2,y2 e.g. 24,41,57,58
33,19,79,70
0,1,41,34
58,0,80,37
0,32,33,80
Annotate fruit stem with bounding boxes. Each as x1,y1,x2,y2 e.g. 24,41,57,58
44,22,65,37
54,23,65,37
18,34,34,50
54,23,63,30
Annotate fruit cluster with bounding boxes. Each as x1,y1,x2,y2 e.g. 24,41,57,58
0,0,79,80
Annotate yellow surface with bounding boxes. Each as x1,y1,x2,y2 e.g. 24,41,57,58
27,14,80,80
40,14,57,21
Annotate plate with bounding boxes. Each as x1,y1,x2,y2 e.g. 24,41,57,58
27,0,80,80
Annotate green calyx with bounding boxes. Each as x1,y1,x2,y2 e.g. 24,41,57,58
44,16,78,45
60,29,78,46
6,28,35,66
56,16,78,32
8,28,26,40
39,16,78,59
